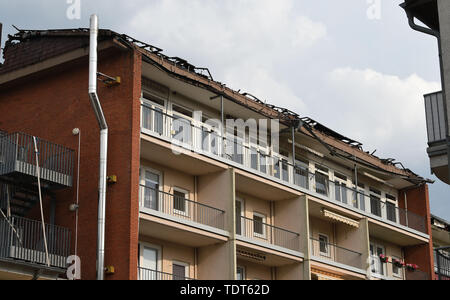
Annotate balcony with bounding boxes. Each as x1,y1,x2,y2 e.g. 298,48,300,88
236,215,301,253
0,132,74,188
139,185,226,231
370,256,430,280
141,104,427,235
138,267,195,280
0,216,71,269
424,91,449,184
310,237,364,272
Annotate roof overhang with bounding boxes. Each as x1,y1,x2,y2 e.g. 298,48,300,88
400,0,439,32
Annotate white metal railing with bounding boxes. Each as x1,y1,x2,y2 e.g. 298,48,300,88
141,104,427,234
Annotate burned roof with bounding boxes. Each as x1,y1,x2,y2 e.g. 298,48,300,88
0,26,431,185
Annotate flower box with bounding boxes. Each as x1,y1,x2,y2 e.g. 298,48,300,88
379,254,389,263
406,264,419,272
393,259,405,268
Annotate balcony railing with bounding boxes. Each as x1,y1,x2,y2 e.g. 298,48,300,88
370,256,430,280
139,185,225,231
0,216,71,269
138,267,195,280
424,91,447,144
236,215,301,252
310,238,363,270
0,132,74,187
141,104,427,234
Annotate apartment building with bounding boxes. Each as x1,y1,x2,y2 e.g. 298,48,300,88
401,0,450,184
0,23,435,280
431,215,450,280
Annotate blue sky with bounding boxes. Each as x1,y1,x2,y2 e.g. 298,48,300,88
1,0,449,219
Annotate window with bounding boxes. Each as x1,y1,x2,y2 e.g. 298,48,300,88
139,243,161,280
235,198,244,236
294,157,309,189
352,182,366,211
392,256,403,278
370,243,386,276
370,188,382,217
173,188,189,216
315,165,329,196
172,261,189,280
201,118,221,156
141,92,165,135
334,172,348,204
172,104,193,145
141,169,161,211
386,194,397,223
319,234,330,257
237,266,246,280
253,213,266,239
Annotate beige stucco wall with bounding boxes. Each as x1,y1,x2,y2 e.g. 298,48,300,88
277,263,304,280
140,158,195,199
139,236,195,279
274,197,303,238
197,242,234,280
236,192,272,225
237,259,272,280
197,169,234,229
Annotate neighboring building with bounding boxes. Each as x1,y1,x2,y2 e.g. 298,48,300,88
0,25,435,280
431,215,450,280
401,0,450,184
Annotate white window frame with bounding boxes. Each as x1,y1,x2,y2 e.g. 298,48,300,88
172,260,190,280
200,115,222,156
370,242,386,277
314,165,330,196
172,187,190,217
141,90,167,135
139,167,163,211
253,212,267,239
333,172,349,204
369,188,383,218
139,242,162,279
391,256,404,279
318,234,331,257
170,102,194,148
385,194,399,224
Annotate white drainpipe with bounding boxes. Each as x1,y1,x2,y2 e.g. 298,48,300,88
89,14,108,281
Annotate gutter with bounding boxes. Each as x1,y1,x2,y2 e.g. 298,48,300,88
403,7,450,183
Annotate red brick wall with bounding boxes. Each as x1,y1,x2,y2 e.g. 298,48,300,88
0,45,141,280
399,184,435,280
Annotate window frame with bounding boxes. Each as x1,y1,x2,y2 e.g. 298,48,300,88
172,260,190,280
253,212,267,239
141,90,167,135
138,242,162,280
391,256,404,279
172,187,190,217
139,166,163,211
318,233,331,258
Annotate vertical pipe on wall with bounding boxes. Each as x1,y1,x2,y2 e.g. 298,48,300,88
88,14,109,280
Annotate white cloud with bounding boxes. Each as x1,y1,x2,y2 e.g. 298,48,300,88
322,67,440,167
125,0,326,115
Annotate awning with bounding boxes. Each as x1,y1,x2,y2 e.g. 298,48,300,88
322,209,360,228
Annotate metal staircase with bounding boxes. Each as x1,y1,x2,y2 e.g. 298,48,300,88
0,183,39,217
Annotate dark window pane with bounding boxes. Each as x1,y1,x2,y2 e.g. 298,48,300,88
173,264,186,280
370,195,382,217
386,202,397,222
173,191,186,213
